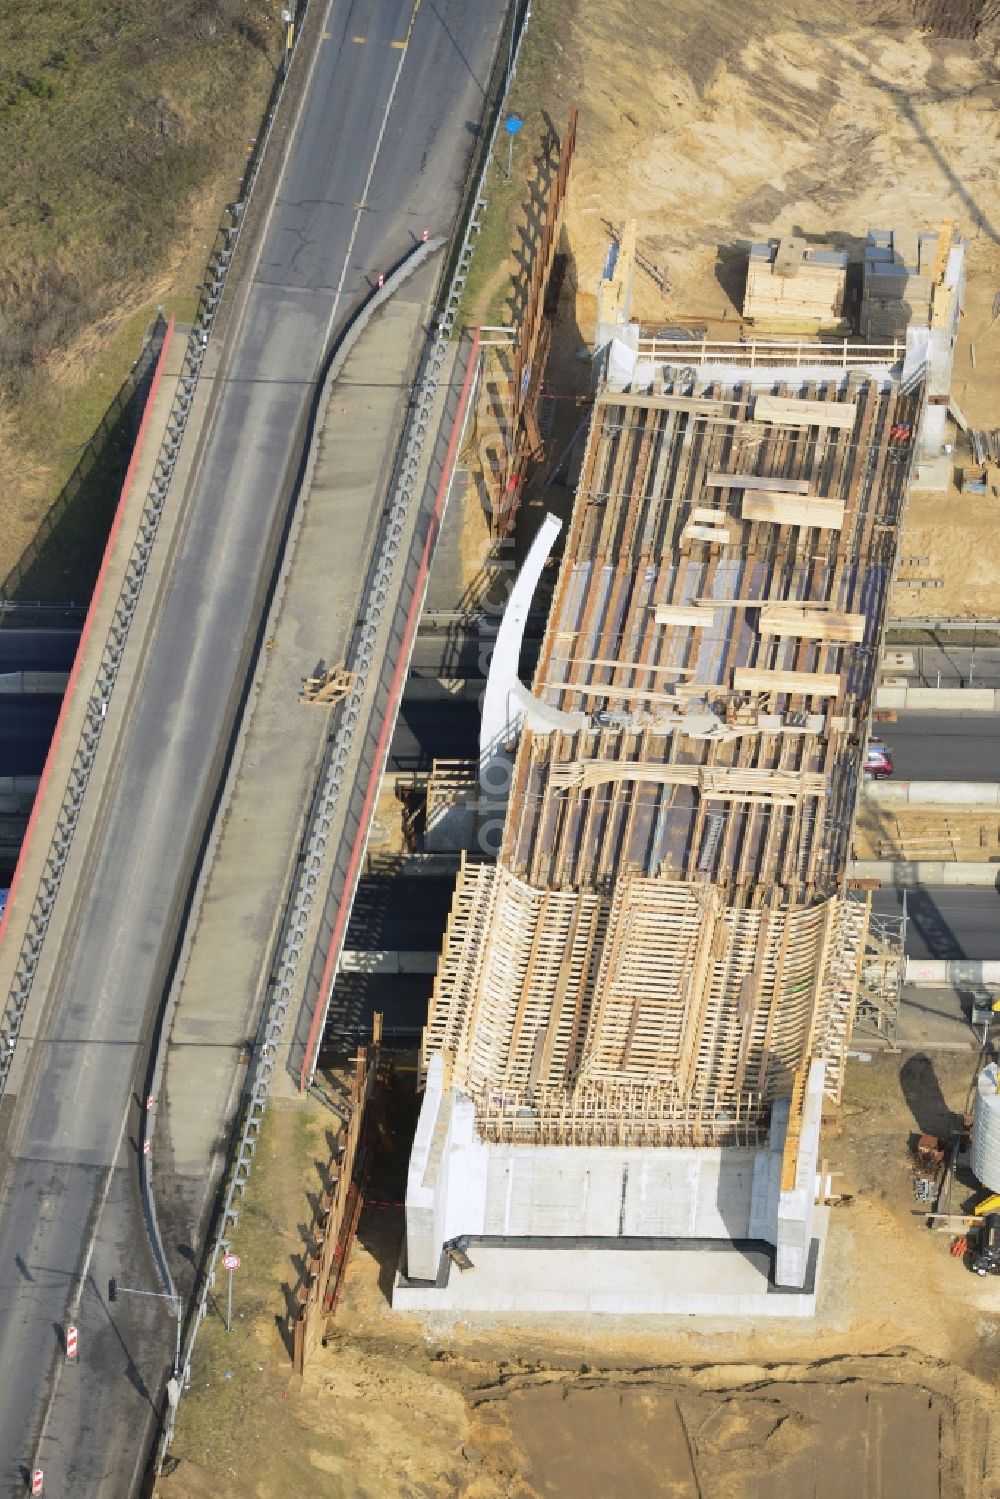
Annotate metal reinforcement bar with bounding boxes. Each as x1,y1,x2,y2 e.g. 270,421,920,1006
153,2,533,1468
0,1,310,1097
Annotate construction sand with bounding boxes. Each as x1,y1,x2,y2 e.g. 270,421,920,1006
498,0,1000,615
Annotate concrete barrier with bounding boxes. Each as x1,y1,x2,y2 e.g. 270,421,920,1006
876,685,1000,712
340,949,438,974
0,671,69,696
849,860,1000,887
906,958,1000,986
863,779,1000,807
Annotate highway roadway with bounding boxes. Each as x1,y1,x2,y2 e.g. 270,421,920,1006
0,699,62,778
872,886,1000,961
0,630,79,673
877,713,1000,781
0,3,504,1493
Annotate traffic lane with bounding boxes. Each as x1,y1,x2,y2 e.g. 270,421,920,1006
880,714,1000,781
389,698,480,767
324,972,431,1046
872,886,1000,961
0,631,79,673
270,0,499,327
409,632,541,680
346,875,456,948
0,696,62,777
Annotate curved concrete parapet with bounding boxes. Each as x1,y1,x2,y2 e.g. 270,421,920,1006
480,510,565,761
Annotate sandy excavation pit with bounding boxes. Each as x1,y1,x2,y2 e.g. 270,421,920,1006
470,1355,981,1499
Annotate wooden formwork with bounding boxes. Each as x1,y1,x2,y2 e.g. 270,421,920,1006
423,865,870,1114
292,1021,381,1376
425,372,914,1129
490,109,578,536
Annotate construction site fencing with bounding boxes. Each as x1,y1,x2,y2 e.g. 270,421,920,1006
0,2,309,1102
293,1035,380,1376
153,0,533,1473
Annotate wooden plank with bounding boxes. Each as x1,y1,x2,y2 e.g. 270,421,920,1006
733,667,841,697
596,392,732,415
689,506,728,525
753,394,856,430
683,523,731,543
705,471,810,494
740,493,845,530
759,607,866,643
653,605,715,628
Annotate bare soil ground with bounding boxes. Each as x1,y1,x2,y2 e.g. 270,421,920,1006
853,803,1000,860
158,1049,1000,1498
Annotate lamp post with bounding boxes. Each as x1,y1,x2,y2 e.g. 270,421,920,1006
109,1278,182,1379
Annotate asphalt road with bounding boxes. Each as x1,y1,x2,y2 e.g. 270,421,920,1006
872,886,1000,960
0,630,79,673
0,3,503,1493
391,697,480,767
0,698,62,778
879,713,1000,781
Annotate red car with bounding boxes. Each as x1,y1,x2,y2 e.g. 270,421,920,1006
864,741,894,778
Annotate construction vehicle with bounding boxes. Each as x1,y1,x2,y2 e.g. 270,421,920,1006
971,1213,1000,1276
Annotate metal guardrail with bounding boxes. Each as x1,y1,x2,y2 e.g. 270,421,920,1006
0,7,307,1100
153,0,534,1471
887,617,1000,632
637,336,906,368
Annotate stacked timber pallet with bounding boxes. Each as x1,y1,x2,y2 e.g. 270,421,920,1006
861,226,938,338
742,236,848,331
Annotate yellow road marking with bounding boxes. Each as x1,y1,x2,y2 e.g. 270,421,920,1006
352,35,366,43
390,39,407,48
322,30,331,38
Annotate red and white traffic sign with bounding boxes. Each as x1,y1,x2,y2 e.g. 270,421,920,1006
222,1253,240,1271
66,1324,78,1361
31,1471,43,1496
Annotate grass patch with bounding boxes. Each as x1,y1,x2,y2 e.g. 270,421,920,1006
0,0,284,589
459,0,579,326
170,1101,328,1476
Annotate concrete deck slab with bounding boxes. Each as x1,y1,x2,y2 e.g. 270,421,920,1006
155,261,452,1263
393,1214,827,1319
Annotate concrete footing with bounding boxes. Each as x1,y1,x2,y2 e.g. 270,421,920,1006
393,1216,827,1318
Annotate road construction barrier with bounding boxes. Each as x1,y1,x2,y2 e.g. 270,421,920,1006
849,860,1000,887
863,779,1000,808
876,685,1000,712
906,959,1000,986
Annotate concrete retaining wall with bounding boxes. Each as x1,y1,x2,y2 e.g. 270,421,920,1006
876,685,1000,712
0,671,69,696
906,959,1000,986
863,779,1000,807
340,948,437,974
849,860,1000,887
403,1059,814,1294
